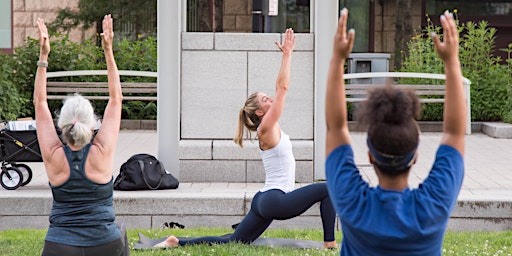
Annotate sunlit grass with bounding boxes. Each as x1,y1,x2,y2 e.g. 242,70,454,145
442,231,512,255
1,228,511,255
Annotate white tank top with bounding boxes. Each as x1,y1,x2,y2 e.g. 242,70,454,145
259,130,295,193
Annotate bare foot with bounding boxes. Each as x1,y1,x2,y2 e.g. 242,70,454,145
323,241,338,249
154,235,179,248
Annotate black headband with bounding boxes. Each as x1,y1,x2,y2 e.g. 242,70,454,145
367,137,417,172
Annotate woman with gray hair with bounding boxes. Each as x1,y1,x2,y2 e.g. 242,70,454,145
35,15,126,255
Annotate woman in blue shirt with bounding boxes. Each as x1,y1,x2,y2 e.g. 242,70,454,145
324,9,465,255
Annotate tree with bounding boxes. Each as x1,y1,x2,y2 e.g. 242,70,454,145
49,0,156,42
394,0,413,70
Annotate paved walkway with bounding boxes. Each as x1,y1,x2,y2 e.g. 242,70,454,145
7,129,512,200
2,129,512,231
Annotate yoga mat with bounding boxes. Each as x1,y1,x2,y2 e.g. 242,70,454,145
134,232,335,249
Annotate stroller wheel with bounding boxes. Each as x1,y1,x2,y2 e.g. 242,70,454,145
12,163,32,186
1,167,23,190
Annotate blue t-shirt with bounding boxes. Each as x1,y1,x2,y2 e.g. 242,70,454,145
326,144,464,256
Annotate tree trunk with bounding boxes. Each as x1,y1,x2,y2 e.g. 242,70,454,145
394,0,413,70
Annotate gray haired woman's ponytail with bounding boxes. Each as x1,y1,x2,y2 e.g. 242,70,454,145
61,121,93,148
57,94,97,148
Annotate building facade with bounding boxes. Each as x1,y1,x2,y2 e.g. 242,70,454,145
2,0,94,54
2,0,511,182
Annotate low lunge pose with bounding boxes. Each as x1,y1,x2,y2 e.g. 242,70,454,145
36,15,126,255
156,28,337,249
324,8,465,255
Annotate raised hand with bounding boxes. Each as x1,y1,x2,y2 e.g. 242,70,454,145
333,8,355,59
100,14,114,51
275,28,296,55
432,11,459,63
36,18,50,56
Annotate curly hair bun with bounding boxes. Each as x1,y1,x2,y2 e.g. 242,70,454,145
357,82,421,126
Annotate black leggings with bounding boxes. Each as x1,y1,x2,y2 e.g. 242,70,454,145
179,182,336,246
41,238,125,256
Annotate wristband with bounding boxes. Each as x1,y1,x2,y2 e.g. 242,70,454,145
37,61,48,67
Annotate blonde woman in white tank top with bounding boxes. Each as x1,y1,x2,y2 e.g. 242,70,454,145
156,29,338,249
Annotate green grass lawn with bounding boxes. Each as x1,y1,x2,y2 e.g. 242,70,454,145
1,228,511,255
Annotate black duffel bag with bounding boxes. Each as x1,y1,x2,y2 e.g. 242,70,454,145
114,154,179,190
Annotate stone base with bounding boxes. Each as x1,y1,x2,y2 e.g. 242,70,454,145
349,121,483,133
1,187,510,232
482,122,512,139
120,120,156,130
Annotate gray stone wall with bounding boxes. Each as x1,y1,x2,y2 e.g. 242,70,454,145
179,32,315,182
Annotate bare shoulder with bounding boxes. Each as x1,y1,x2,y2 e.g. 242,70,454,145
87,143,114,162
85,144,115,183
44,147,70,185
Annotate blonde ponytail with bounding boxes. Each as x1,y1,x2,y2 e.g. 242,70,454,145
234,108,246,147
233,92,261,148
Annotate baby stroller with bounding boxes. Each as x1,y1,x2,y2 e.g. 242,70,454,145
0,121,40,190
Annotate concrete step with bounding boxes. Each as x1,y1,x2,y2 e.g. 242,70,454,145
3,128,511,233
349,121,483,133
481,122,512,139
1,183,511,232
119,120,489,133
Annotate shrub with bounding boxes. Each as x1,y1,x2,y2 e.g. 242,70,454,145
115,36,157,73
0,53,29,121
0,35,157,120
500,43,512,123
400,15,512,122
399,22,444,121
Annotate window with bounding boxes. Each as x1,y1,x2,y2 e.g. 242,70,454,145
186,0,311,33
339,0,371,52
187,0,224,32
425,0,512,61
113,0,157,40
425,0,512,16
0,0,12,53
252,0,310,33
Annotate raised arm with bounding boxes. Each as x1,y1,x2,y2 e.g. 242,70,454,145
257,29,296,140
93,14,123,154
432,11,465,155
325,8,355,156
34,18,63,161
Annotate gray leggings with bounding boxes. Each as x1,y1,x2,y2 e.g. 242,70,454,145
42,223,129,256
42,238,125,256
